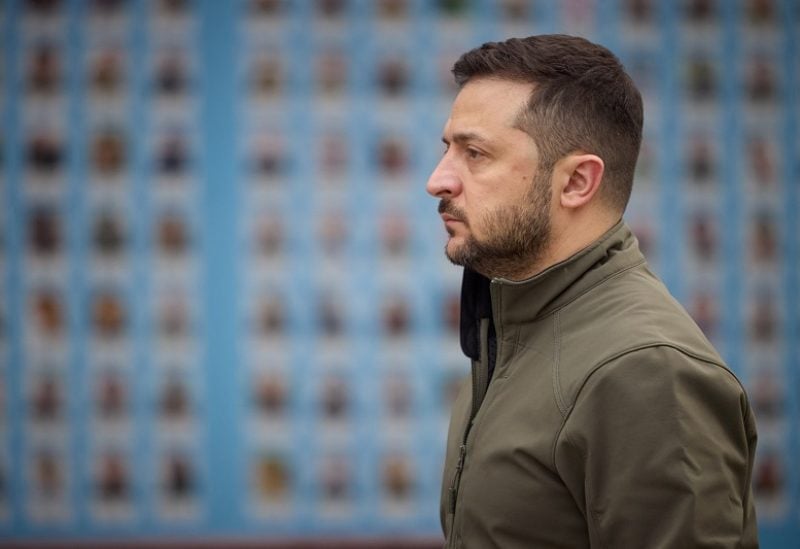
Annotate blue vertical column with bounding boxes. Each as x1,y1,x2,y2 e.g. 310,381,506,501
0,0,6,529
595,0,619,50
1,0,22,537
64,0,86,531
657,1,681,294
288,1,314,531
200,0,238,533
130,0,148,532
779,0,799,536
719,0,742,375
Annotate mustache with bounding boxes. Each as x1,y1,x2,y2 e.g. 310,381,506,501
438,199,469,226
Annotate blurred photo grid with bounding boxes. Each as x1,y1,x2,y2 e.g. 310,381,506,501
1,0,798,543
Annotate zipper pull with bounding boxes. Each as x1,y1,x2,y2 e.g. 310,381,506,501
455,444,466,472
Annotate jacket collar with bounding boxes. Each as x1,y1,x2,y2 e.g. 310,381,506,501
460,221,645,360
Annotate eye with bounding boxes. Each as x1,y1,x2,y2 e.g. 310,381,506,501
466,147,482,160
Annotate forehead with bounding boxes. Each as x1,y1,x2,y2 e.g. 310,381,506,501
445,78,534,136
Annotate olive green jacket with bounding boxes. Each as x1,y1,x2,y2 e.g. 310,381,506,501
441,221,758,548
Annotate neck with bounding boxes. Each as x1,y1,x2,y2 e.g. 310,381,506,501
502,213,621,282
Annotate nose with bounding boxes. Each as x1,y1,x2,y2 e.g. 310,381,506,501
426,155,462,198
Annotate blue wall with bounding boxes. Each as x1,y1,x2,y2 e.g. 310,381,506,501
1,0,797,545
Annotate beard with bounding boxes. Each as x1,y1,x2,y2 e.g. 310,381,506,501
438,169,552,280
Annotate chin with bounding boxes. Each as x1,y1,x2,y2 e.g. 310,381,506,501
445,237,461,253
444,239,467,266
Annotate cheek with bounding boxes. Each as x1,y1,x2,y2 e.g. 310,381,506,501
463,165,530,227
465,202,502,240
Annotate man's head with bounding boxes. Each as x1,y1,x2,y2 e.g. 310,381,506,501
427,35,643,280
452,35,643,211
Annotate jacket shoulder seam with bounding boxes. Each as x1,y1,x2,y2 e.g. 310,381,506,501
550,342,742,544
550,342,733,469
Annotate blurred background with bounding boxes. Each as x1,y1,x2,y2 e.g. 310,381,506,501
0,0,798,547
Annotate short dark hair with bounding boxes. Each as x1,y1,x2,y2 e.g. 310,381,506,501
452,35,643,212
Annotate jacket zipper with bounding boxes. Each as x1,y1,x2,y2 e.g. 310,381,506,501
448,318,492,517
448,443,467,514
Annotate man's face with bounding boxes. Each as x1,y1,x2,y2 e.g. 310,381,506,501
426,78,553,280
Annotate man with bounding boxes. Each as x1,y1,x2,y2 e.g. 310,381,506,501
427,35,758,548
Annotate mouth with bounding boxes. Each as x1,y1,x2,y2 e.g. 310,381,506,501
441,213,462,224
437,200,468,229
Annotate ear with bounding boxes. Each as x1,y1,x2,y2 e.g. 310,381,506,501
558,153,605,210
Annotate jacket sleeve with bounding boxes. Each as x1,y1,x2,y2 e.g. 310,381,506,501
554,346,759,548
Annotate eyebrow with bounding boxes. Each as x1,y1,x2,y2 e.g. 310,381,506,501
441,131,490,146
